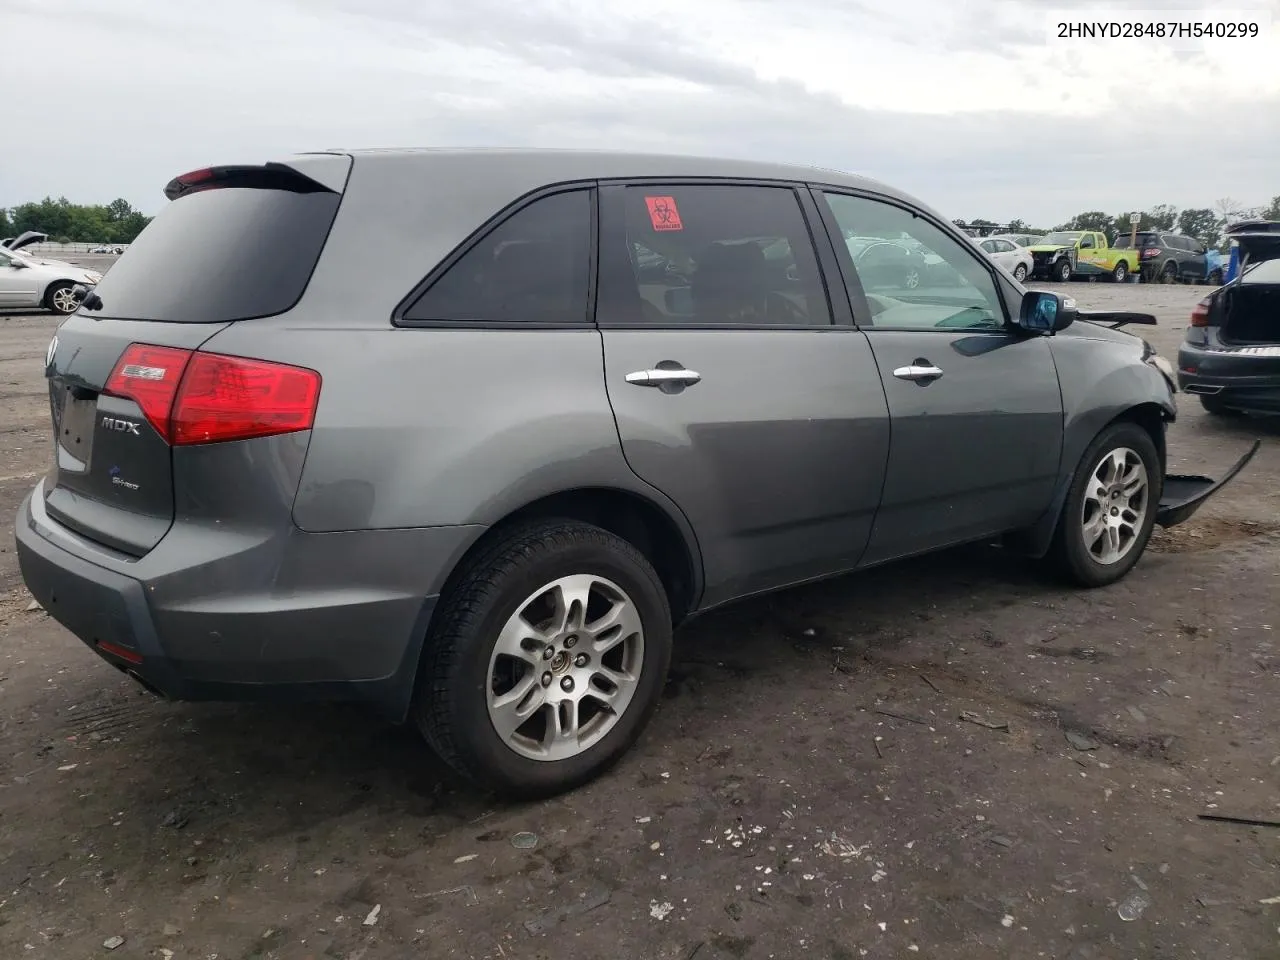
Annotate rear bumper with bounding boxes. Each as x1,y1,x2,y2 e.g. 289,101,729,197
1177,342,1280,414
15,483,482,720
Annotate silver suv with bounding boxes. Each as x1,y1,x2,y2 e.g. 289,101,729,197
14,150,1253,798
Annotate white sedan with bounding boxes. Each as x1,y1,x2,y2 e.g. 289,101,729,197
975,236,1033,283
0,243,102,314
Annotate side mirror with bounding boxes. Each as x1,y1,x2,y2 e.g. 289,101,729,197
1019,290,1076,334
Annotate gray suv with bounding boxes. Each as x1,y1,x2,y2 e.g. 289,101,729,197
14,150,1254,798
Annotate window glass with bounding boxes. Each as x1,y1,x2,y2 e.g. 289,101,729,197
980,240,997,254
1079,234,1096,249
610,185,830,326
822,193,1006,331
405,190,591,324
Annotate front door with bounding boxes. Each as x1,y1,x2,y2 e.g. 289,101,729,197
0,249,39,308
815,190,1064,564
596,181,891,607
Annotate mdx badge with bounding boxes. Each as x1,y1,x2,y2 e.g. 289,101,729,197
101,416,141,435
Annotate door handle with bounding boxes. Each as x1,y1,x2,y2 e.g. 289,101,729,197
625,368,702,387
892,363,944,382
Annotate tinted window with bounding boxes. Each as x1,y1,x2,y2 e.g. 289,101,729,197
405,190,591,324
89,186,341,323
822,193,1006,331
605,185,830,326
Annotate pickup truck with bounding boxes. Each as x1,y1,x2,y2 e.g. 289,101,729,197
1028,230,1138,283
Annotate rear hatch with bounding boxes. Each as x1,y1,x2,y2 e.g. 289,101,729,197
1215,222,1280,346
42,158,348,556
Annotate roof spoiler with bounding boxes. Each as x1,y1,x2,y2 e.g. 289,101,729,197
162,161,341,201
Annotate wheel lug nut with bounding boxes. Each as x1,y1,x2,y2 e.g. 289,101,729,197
574,653,589,668
541,672,552,687
560,676,574,692
542,646,554,660
564,635,578,649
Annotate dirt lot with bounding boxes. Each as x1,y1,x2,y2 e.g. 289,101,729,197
1,284,1277,960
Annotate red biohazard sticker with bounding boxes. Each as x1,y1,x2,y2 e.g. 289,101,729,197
645,195,683,231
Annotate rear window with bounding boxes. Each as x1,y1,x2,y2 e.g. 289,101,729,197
88,185,341,323
1242,258,1280,283
1114,232,1159,250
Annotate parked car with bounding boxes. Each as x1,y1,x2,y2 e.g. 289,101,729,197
1113,231,1208,284
990,233,1043,249
1029,230,1138,283
15,150,1255,798
2,231,48,251
0,242,102,314
976,236,1033,282
844,234,932,290
90,244,126,255
1178,220,1280,416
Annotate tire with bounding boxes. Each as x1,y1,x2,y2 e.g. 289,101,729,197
1055,258,1073,283
1013,263,1028,282
44,281,82,315
1112,260,1129,283
1207,269,1223,286
1161,262,1178,285
413,518,673,799
1199,394,1240,417
1049,421,1162,588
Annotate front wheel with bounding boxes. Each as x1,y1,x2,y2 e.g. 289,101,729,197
413,519,672,799
45,281,82,315
1013,263,1028,282
1049,422,1161,588
1055,258,1073,283
1112,261,1129,283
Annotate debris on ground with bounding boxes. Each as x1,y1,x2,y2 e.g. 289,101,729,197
511,831,538,849
1117,891,1151,921
1065,731,1099,751
1198,813,1280,829
523,884,612,934
959,710,1010,732
649,900,675,921
102,936,125,950
363,904,381,926
454,853,478,863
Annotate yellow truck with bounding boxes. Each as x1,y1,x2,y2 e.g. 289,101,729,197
1028,230,1137,283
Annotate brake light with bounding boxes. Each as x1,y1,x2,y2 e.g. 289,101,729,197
104,344,321,445
1190,298,1211,327
1143,248,1162,258
104,344,193,442
172,353,321,445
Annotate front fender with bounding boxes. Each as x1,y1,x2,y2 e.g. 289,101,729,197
1019,328,1176,556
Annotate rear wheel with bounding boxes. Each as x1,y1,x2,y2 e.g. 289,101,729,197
1207,269,1224,286
1013,263,1028,282
1055,258,1073,282
1049,422,1161,588
44,281,82,315
1161,262,1179,284
1112,260,1129,283
413,519,672,799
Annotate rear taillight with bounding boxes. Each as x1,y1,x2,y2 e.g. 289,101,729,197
104,344,192,442
1190,298,1211,327
1143,248,1162,258
104,344,320,445
172,352,321,445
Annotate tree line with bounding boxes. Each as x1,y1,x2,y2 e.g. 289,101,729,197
0,197,152,245
956,195,1280,249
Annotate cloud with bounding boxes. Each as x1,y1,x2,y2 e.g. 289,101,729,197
2,0,1277,225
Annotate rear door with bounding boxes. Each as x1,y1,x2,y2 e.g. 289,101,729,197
813,189,1064,565
41,159,348,555
597,181,891,607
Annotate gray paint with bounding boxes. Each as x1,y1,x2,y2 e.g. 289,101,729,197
13,148,1192,720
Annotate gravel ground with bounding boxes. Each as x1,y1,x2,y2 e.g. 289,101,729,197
1,282,1277,960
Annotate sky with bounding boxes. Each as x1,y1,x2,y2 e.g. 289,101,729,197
2,0,1278,226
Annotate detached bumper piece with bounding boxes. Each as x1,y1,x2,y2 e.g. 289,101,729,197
1156,439,1261,528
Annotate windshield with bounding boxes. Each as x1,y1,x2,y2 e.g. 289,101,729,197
1039,232,1083,246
